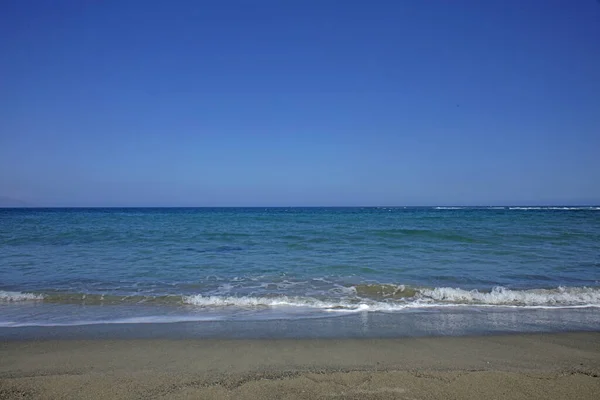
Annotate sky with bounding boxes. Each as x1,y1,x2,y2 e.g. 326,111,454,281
1,0,599,207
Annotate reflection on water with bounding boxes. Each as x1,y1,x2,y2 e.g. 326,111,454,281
1,307,599,340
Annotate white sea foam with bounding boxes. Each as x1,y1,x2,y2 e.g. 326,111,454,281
182,294,413,312
182,286,600,312
3,286,600,312
183,294,350,309
419,286,600,307
0,291,43,302
434,207,464,210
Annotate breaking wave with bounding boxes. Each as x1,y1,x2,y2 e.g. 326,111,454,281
418,286,600,307
0,291,44,302
3,286,600,311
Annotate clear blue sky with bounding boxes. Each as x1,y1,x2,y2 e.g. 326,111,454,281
1,0,599,207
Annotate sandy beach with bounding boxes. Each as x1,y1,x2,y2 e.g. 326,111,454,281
1,332,599,399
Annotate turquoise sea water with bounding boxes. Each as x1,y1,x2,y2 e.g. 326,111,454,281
1,207,599,329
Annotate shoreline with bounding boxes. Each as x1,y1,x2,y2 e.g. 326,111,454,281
2,332,599,399
2,307,600,341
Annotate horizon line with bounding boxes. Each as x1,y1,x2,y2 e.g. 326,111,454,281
1,205,599,209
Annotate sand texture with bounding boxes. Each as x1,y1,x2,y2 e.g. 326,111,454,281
1,332,599,399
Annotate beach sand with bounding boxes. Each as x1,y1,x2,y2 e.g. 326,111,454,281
1,332,599,399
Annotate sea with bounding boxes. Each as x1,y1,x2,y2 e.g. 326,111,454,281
1,207,599,338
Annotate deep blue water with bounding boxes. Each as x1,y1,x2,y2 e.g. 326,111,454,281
1,207,599,328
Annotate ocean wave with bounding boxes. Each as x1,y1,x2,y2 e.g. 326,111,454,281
3,286,600,310
353,284,418,298
0,291,179,305
351,284,600,307
0,290,44,302
183,287,600,311
183,294,357,309
418,286,600,307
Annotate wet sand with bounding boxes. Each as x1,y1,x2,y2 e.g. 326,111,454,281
1,332,599,399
